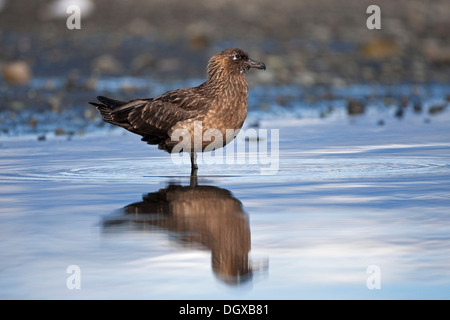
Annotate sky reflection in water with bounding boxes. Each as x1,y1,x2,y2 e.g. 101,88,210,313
0,100,449,299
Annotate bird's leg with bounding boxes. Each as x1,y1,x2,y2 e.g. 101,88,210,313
190,151,198,186
190,151,198,170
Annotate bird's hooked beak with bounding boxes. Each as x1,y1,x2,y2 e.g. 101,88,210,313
245,58,266,70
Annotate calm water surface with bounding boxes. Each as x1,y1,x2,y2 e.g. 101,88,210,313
1,89,450,299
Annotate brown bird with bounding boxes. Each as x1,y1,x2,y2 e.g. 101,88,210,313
89,48,265,176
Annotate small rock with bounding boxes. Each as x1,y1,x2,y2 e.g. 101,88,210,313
395,107,404,119
92,54,122,75
47,95,63,112
28,117,38,128
361,38,401,59
428,105,447,115
413,103,422,113
347,99,365,115
84,76,97,90
54,128,65,135
1,61,32,85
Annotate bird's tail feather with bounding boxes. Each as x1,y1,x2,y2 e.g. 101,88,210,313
96,96,127,109
88,96,126,124
89,96,145,130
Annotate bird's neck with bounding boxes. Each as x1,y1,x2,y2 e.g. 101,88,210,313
203,72,248,98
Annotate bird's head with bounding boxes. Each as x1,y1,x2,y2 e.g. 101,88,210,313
207,48,266,80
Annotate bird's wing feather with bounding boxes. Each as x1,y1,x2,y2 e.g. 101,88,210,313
127,100,191,136
126,88,211,136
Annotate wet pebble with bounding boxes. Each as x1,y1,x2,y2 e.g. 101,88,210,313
1,61,32,85
47,95,63,112
413,103,422,113
428,104,447,115
28,117,38,128
92,54,122,75
395,107,404,118
84,76,98,90
54,128,65,135
347,99,365,115
361,38,401,60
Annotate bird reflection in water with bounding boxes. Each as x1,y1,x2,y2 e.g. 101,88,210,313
102,179,264,285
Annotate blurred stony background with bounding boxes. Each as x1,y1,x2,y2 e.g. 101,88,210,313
0,0,449,135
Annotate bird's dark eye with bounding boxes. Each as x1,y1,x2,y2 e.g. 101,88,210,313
232,53,242,61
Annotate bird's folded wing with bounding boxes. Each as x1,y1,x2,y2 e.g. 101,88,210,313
127,100,196,136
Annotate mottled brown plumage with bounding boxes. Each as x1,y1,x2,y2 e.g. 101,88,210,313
89,48,265,174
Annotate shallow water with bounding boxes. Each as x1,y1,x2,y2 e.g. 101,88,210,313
1,103,449,299
0,81,450,299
